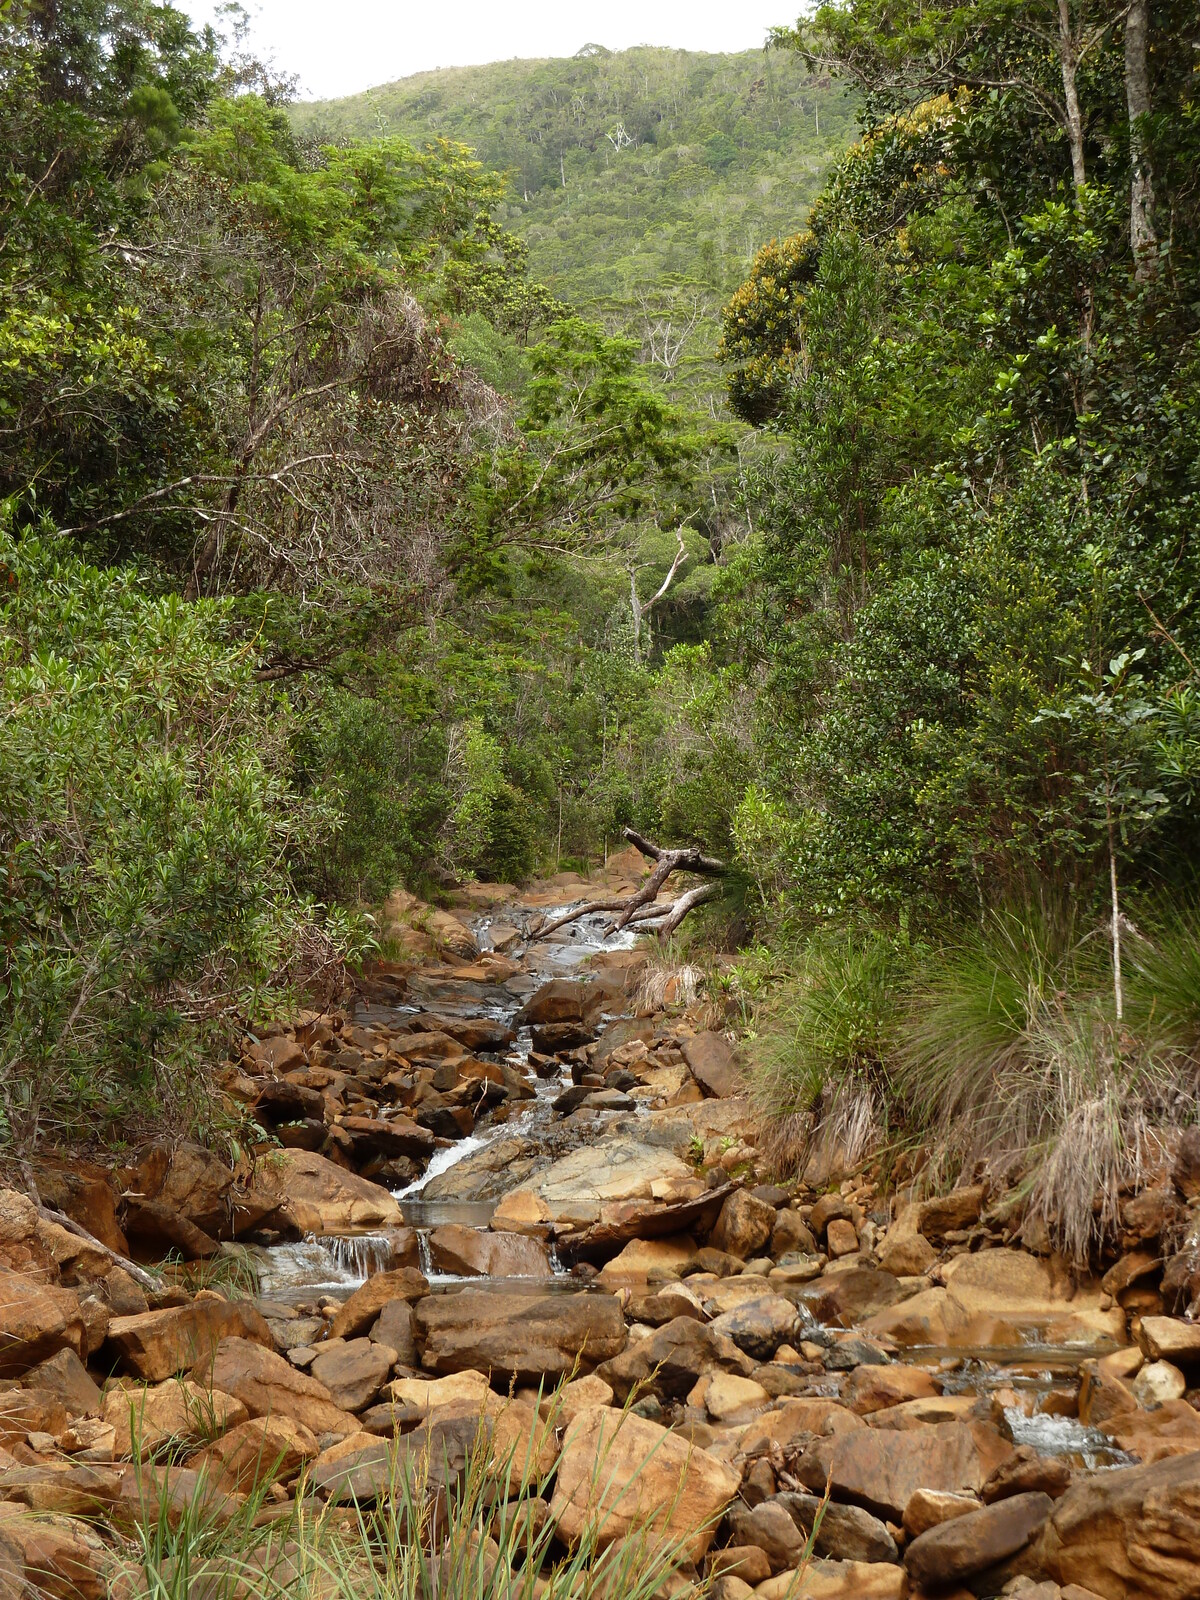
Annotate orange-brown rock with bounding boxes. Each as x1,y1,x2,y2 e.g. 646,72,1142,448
0,1266,85,1378
194,1336,358,1436
104,1298,271,1381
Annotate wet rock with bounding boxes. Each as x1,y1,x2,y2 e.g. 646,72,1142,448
905,1491,1053,1589
532,1022,596,1053
0,1267,85,1378
104,1298,271,1381
777,1491,898,1564
496,1139,697,1230
427,1225,551,1279
423,1137,540,1204
549,1404,739,1563
329,1267,429,1340
681,1032,742,1099
597,1314,752,1401
710,1190,776,1259
187,1413,319,1492
413,1288,626,1380
251,1149,402,1234
195,1336,359,1436
797,1419,1014,1522
309,1337,395,1412
1038,1451,1200,1598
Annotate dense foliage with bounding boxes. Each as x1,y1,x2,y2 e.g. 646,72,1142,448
702,0,1200,1242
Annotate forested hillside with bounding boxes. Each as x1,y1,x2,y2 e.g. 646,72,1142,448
292,47,855,407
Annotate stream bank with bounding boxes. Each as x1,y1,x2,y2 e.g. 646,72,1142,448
3,850,1200,1598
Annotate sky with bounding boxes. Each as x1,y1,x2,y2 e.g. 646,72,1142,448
184,1,797,102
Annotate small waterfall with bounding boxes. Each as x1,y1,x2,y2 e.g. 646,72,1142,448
319,1232,394,1280
547,1238,564,1275
416,1229,433,1278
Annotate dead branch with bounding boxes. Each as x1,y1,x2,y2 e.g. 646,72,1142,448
529,828,726,942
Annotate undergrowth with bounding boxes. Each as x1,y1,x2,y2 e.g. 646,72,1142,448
744,898,1200,1261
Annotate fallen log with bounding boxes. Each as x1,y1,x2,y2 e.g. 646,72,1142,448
531,828,726,942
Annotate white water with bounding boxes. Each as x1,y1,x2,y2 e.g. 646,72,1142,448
393,1132,489,1199
1004,1407,1134,1470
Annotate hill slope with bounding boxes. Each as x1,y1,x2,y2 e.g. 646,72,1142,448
292,46,855,400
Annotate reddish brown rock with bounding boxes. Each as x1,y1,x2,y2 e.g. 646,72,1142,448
194,1337,359,1436
905,1491,1053,1589
328,1267,428,1341
0,1267,85,1378
710,1189,776,1259
104,1299,271,1381
797,1421,1014,1522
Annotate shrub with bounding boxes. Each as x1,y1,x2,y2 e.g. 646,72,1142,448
0,529,365,1153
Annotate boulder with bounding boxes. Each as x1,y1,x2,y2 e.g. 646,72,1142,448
1131,1359,1186,1408
195,1337,359,1436
517,979,595,1027
251,1149,402,1234
709,1294,798,1360
755,1559,906,1600
0,1267,85,1377
1037,1451,1200,1599
496,1140,698,1230
14,1349,101,1418
710,1190,776,1259
123,1200,219,1260
844,1363,940,1415
917,1185,986,1243
727,1499,806,1572
776,1492,898,1564
596,1235,697,1280
340,1116,436,1161
427,1226,551,1279
797,1420,1014,1522
104,1299,271,1381
0,1502,114,1600
1172,1126,1200,1200
370,1300,416,1366
1138,1315,1200,1364
697,1372,771,1422
32,1163,127,1257
771,1211,817,1258
597,1315,752,1402
413,1288,625,1380
681,1033,743,1099
808,1267,908,1327
102,1377,248,1457
549,1404,739,1563
308,1338,395,1412
903,1487,980,1538
905,1491,1054,1588
186,1414,319,1492
328,1268,429,1340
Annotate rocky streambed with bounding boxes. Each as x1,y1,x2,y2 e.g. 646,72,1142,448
3,853,1200,1598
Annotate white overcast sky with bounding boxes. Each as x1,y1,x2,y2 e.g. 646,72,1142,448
184,2,799,102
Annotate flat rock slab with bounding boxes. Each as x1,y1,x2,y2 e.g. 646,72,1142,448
558,1185,733,1264
413,1288,626,1380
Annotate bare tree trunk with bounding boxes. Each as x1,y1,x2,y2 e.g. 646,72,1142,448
1124,0,1157,275
1056,0,1087,195
1107,800,1124,1022
530,827,726,942
628,530,689,664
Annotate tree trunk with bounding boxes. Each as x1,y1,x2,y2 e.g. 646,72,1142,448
1056,0,1087,195
1124,0,1157,274
1107,799,1124,1022
530,827,726,942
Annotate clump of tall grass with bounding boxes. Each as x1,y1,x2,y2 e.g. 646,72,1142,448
114,1384,712,1600
749,899,1200,1263
746,928,909,1178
